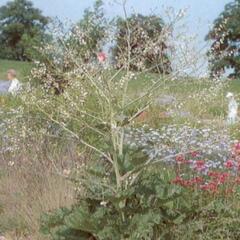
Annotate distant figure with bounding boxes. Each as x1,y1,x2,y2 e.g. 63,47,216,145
226,92,238,125
7,69,21,94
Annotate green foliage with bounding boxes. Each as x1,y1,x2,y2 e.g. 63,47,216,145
40,144,196,240
171,199,240,240
112,14,171,73
206,0,240,77
41,165,188,240
0,0,49,61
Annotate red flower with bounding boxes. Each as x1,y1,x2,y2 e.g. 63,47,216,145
200,182,218,193
192,177,204,184
208,171,219,178
175,154,185,164
172,176,183,184
208,171,230,184
187,177,204,186
97,52,107,63
217,172,230,184
172,176,189,187
172,176,204,188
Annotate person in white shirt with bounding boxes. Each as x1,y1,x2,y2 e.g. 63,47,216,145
226,92,238,125
7,69,21,94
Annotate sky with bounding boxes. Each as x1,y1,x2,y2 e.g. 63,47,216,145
0,0,232,43
0,0,233,75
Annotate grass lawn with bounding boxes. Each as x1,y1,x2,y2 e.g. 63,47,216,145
0,59,32,81
1,59,240,128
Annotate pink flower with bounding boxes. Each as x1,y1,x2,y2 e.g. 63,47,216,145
237,162,240,171
224,159,234,169
190,151,199,158
194,160,205,171
234,142,240,155
97,52,107,63
235,142,240,150
196,160,205,168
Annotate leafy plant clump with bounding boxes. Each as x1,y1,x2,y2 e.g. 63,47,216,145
41,163,192,240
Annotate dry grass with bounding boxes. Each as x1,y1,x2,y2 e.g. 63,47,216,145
0,146,78,240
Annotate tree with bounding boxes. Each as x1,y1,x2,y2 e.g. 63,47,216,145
29,0,108,94
0,0,49,61
112,14,171,74
206,0,240,78
69,0,107,62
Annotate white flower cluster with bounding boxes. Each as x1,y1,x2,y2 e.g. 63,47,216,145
125,125,232,167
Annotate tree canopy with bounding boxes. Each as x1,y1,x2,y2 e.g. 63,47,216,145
0,0,49,61
69,0,107,62
206,0,240,78
112,14,171,74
